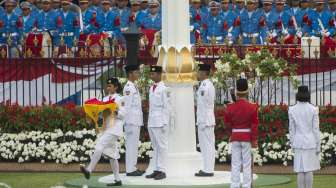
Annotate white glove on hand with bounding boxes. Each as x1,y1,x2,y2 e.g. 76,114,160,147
271,32,277,38
227,33,233,41
282,29,288,36
296,31,302,38
321,30,326,36
324,31,331,37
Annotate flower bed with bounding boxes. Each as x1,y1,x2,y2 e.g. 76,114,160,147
0,103,335,166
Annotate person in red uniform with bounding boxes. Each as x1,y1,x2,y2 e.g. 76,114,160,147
224,77,259,188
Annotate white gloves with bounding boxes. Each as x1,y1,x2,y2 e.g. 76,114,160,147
282,29,288,36
322,30,331,37
296,31,303,38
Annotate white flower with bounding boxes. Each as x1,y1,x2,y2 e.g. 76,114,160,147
255,67,261,77
18,157,24,163
283,161,288,166
272,142,281,150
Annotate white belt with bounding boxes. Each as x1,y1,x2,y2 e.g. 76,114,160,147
206,36,223,40
242,33,259,38
232,128,251,133
59,32,74,37
2,33,19,37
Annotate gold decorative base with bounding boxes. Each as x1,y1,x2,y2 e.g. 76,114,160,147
158,46,197,83
163,72,197,83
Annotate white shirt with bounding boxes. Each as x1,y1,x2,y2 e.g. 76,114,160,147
150,14,158,22
23,16,29,24
103,93,126,136
196,79,216,127
148,81,171,128
223,11,228,18
288,102,320,150
248,11,253,19
123,80,143,126
293,7,298,14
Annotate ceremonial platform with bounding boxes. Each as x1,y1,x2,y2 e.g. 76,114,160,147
64,173,290,188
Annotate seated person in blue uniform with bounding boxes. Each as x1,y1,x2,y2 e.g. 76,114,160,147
117,0,131,32
1,0,23,57
238,0,267,44
141,0,161,31
311,0,335,38
57,0,80,48
220,0,240,44
201,1,225,44
20,2,38,34
101,0,121,38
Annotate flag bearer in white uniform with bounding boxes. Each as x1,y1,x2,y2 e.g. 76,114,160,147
145,65,171,180
195,64,216,177
224,78,259,188
123,64,145,176
289,85,320,188
80,78,126,186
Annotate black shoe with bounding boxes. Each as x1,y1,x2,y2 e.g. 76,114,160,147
107,180,122,186
126,169,145,176
154,172,166,180
195,170,214,177
80,164,91,180
145,171,160,179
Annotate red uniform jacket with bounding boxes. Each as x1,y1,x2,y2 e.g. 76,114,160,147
224,99,259,143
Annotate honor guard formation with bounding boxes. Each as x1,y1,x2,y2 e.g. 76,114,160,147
79,66,320,188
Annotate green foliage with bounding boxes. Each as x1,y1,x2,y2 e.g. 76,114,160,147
212,48,299,89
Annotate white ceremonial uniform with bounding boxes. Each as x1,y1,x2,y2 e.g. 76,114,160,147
87,93,126,172
148,81,171,173
123,80,144,173
196,78,216,173
289,102,321,173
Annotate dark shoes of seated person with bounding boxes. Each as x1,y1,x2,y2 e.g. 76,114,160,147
126,169,145,176
80,164,91,180
107,180,122,186
145,171,160,179
195,170,214,177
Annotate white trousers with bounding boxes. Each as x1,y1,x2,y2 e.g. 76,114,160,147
124,124,141,173
297,172,313,188
198,126,215,173
148,126,168,172
230,141,252,188
87,132,119,172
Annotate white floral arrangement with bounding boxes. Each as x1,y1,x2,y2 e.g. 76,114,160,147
1,130,335,166
0,129,152,164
